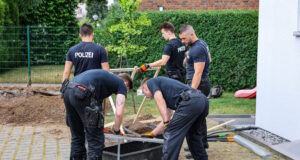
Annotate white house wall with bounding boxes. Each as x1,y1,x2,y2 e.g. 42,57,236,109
256,0,300,141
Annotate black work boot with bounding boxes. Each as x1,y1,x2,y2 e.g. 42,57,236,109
203,142,209,149
185,153,193,159
184,145,189,151
88,156,102,160
70,155,86,160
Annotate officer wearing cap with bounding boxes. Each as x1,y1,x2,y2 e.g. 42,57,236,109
62,69,132,160
141,77,209,160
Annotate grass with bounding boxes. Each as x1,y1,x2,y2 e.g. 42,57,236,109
0,65,69,83
209,92,256,114
104,94,159,122
104,92,256,122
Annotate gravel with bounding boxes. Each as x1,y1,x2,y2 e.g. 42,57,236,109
243,128,290,145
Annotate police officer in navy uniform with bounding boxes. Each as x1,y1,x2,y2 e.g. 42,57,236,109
62,23,109,82
62,69,133,160
179,25,211,154
141,77,209,160
61,23,110,129
143,22,186,83
179,24,211,96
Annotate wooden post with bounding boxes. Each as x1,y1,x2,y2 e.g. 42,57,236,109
132,67,161,124
207,119,236,132
130,66,138,113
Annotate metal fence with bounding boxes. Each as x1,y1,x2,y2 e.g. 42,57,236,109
0,26,78,84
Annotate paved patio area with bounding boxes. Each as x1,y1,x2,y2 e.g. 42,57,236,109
0,119,285,160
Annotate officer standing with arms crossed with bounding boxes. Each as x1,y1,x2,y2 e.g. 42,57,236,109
61,69,133,160
140,22,186,83
62,23,109,82
179,25,211,155
141,77,209,160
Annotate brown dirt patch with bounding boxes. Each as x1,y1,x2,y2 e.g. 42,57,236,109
124,121,153,134
45,124,70,139
0,86,65,125
0,86,157,135
123,114,157,134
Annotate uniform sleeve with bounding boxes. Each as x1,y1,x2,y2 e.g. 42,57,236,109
163,43,172,56
99,47,108,63
191,46,207,63
66,49,73,61
117,83,127,97
147,79,161,96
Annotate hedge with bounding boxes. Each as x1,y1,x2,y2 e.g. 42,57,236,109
0,0,79,71
0,0,5,26
97,10,258,91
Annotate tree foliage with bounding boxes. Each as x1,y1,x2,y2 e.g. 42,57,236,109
20,0,78,26
87,0,108,20
106,0,151,66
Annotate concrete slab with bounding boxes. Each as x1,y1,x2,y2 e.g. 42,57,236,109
272,139,300,160
210,115,256,126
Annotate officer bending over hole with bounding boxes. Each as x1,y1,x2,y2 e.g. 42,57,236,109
141,77,209,160
61,69,133,160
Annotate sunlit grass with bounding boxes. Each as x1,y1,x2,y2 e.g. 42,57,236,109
104,92,256,123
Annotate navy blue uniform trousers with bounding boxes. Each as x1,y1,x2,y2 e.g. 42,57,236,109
163,94,209,160
63,88,104,160
187,79,211,149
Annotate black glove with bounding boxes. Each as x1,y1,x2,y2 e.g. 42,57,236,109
145,63,150,69
112,129,121,135
60,79,69,98
163,121,170,133
111,124,123,135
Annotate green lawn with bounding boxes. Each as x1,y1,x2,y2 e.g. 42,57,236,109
104,92,256,122
209,92,256,114
0,65,69,83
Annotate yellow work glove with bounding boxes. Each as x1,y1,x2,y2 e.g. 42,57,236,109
142,131,155,138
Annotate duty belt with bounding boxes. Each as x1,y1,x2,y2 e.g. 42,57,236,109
67,82,95,99
175,89,203,107
187,77,210,84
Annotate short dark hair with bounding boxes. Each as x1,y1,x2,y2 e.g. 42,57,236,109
119,73,133,90
159,22,175,33
179,24,193,34
80,23,94,36
141,78,150,86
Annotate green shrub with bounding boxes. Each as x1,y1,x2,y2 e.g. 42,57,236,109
0,0,6,26
0,0,79,71
96,10,258,91
87,0,108,20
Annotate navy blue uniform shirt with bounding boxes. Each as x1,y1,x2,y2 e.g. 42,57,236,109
73,69,127,101
66,42,108,76
163,39,186,72
146,77,191,110
186,39,210,80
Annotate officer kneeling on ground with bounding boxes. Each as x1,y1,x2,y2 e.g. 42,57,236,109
61,69,133,160
141,77,209,160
